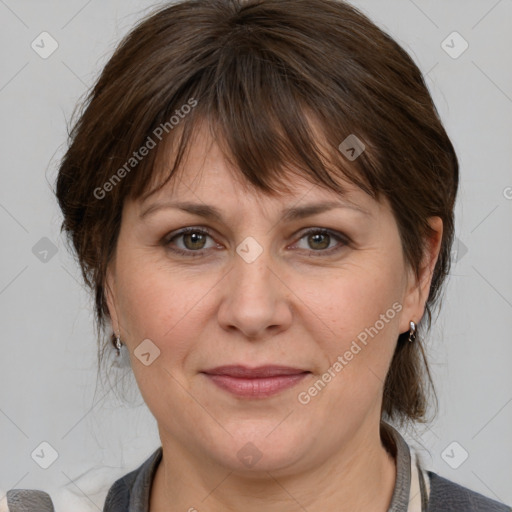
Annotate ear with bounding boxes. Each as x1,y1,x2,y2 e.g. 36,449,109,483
399,216,443,334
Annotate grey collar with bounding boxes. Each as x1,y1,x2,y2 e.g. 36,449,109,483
382,421,413,512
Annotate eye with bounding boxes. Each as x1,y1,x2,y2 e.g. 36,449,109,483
163,227,218,257
162,227,349,258
292,228,348,255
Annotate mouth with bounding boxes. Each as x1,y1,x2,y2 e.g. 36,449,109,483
201,365,311,399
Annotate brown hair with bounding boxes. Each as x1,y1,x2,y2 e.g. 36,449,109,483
55,0,458,426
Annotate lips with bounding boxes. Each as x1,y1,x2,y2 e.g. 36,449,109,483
202,365,309,378
201,365,311,398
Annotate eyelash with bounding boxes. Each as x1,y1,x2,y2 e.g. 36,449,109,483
162,226,349,258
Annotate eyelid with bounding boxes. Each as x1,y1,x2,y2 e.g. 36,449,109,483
163,226,214,242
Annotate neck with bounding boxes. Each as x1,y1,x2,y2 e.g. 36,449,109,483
150,421,397,512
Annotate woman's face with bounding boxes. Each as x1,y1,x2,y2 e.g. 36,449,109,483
106,123,441,475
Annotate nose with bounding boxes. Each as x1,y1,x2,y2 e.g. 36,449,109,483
217,244,293,340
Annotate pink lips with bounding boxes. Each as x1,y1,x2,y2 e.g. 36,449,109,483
202,365,310,398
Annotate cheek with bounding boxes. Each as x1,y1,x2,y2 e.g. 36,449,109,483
114,247,175,337
113,256,207,412
294,257,404,400
114,248,220,351
299,260,402,340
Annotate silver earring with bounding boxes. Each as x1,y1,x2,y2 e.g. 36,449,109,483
408,321,417,343
114,332,122,355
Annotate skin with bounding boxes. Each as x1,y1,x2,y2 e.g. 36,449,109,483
105,122,443,512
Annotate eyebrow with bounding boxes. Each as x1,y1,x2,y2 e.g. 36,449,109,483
139,199,370,222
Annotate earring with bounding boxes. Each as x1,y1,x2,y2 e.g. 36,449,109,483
114,331,122,355
408,321,417,343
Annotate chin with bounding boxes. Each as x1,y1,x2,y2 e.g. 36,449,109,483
204,426,310,475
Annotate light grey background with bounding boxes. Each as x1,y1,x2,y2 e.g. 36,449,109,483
1,0,511,509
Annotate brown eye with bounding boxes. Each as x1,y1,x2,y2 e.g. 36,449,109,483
163,227,217,257
293,228,349,256
307,232,331,250
181,231,208,250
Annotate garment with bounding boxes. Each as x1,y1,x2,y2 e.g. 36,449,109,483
4,423,511,511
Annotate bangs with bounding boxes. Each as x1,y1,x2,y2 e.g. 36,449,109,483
126,25,379,204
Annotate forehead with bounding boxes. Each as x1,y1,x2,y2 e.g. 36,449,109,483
133,119,376,216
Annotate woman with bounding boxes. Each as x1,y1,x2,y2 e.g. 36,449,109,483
7,0,509,510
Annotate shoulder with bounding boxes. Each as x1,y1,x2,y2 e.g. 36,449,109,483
103,447,162,512
427,470,511,512
1,463,129,512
